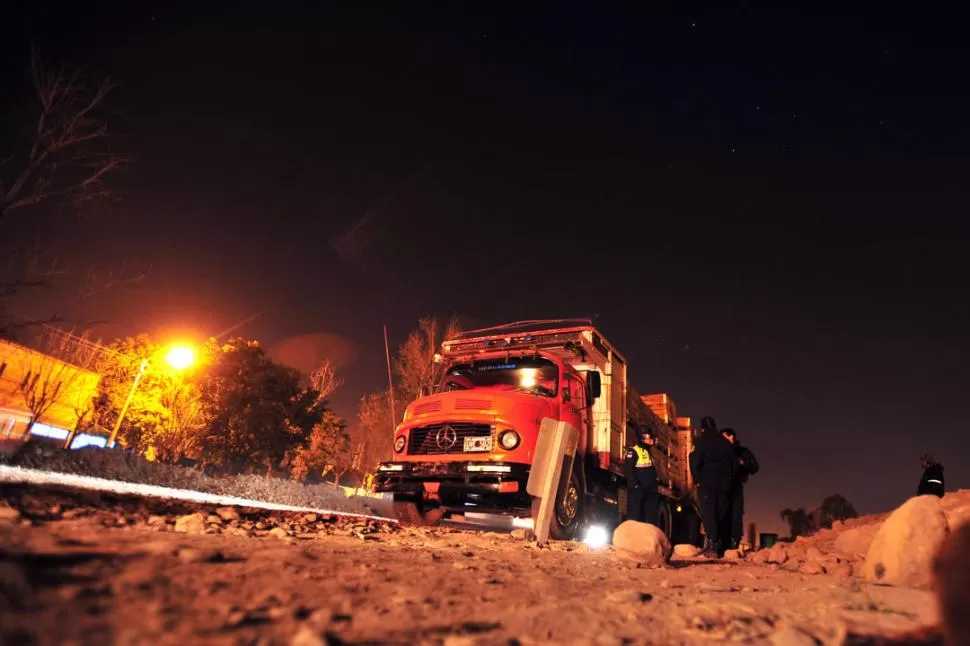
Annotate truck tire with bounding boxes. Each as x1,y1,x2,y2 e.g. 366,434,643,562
393,499,445,526
531,462,584,540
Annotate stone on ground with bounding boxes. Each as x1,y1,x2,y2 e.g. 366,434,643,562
215,506,240,522
766,546,789,564
800,560,825,575
611,521,671,566
174,512,206,534
673,544,701,558
863,496,949,588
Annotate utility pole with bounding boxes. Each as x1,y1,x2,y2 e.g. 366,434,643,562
383,325,397,431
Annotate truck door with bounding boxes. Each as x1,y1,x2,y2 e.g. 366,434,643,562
562,370,587,453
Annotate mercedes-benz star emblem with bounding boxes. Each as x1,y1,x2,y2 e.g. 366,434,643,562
435,424,458,449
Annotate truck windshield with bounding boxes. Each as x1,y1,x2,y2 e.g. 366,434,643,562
441,357,559,397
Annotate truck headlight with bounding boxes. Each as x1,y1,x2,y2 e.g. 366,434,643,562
498,430,520,450
394,435,406,453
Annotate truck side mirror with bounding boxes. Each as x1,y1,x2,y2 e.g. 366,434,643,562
585,370,601,401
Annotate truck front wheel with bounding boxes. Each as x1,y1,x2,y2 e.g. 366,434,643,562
393,499,445,526
531,464,584,540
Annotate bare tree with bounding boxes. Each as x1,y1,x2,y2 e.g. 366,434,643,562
0,49,134,338
394,316,460,404
1,46,127,222
63,371,98,448
310,359,343,402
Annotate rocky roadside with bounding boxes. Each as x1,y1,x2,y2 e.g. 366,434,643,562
1,440,381,517
0,483,952,646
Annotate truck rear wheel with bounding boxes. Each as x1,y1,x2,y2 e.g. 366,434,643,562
393,499,445,526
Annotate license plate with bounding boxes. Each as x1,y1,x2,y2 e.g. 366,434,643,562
464,436,492,452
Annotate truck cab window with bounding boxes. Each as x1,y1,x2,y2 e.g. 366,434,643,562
443,357,559,397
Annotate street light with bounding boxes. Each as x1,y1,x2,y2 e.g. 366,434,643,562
165,345,196,370
107,343,196,448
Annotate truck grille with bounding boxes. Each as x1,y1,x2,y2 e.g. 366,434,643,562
407,422,492,456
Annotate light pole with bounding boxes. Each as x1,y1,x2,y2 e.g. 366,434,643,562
106,344,196,449
107,359,148,448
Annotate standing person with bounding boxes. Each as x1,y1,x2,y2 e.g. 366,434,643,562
690,415,735,557
625,428,659,526
917,454,945,498
721,428,759,550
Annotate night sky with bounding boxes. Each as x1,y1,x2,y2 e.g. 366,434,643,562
4,2,969,534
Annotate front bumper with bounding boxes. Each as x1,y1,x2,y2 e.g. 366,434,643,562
374,461,532,514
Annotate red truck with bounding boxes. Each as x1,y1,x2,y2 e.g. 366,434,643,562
375,320,701,542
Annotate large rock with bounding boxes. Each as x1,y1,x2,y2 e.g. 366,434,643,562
833,523,880,558
612,521,671,567
863,496,949,588
934,521,970,646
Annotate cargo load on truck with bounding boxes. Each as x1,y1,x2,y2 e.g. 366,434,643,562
374,319,701,543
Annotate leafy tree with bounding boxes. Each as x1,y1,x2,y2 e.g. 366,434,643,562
817,494,858,529
290,410,348,482
198,338,323,474
780,507,816,538
153,377,209,463
91,335,175,454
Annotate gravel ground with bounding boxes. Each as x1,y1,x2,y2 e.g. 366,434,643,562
0,483,945,646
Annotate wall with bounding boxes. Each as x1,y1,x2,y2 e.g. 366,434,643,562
0,339,101,438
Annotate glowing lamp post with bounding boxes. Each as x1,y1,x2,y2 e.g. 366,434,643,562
107,343,196,448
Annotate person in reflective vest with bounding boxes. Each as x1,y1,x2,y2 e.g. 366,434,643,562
917,454,945,498
625,428,659,525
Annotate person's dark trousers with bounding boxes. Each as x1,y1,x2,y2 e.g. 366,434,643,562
729,484,745,547
699,482,729,552
628,487,660,525
641,489,659,526
628,487,645,522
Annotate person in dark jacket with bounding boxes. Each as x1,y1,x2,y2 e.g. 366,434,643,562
917,454,945,498
721,428,759,550
625,427,659,525
690,415,735,556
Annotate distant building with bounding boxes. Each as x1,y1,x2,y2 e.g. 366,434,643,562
0,338,106,448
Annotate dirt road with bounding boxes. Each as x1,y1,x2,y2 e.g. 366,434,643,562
0,484,943,645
